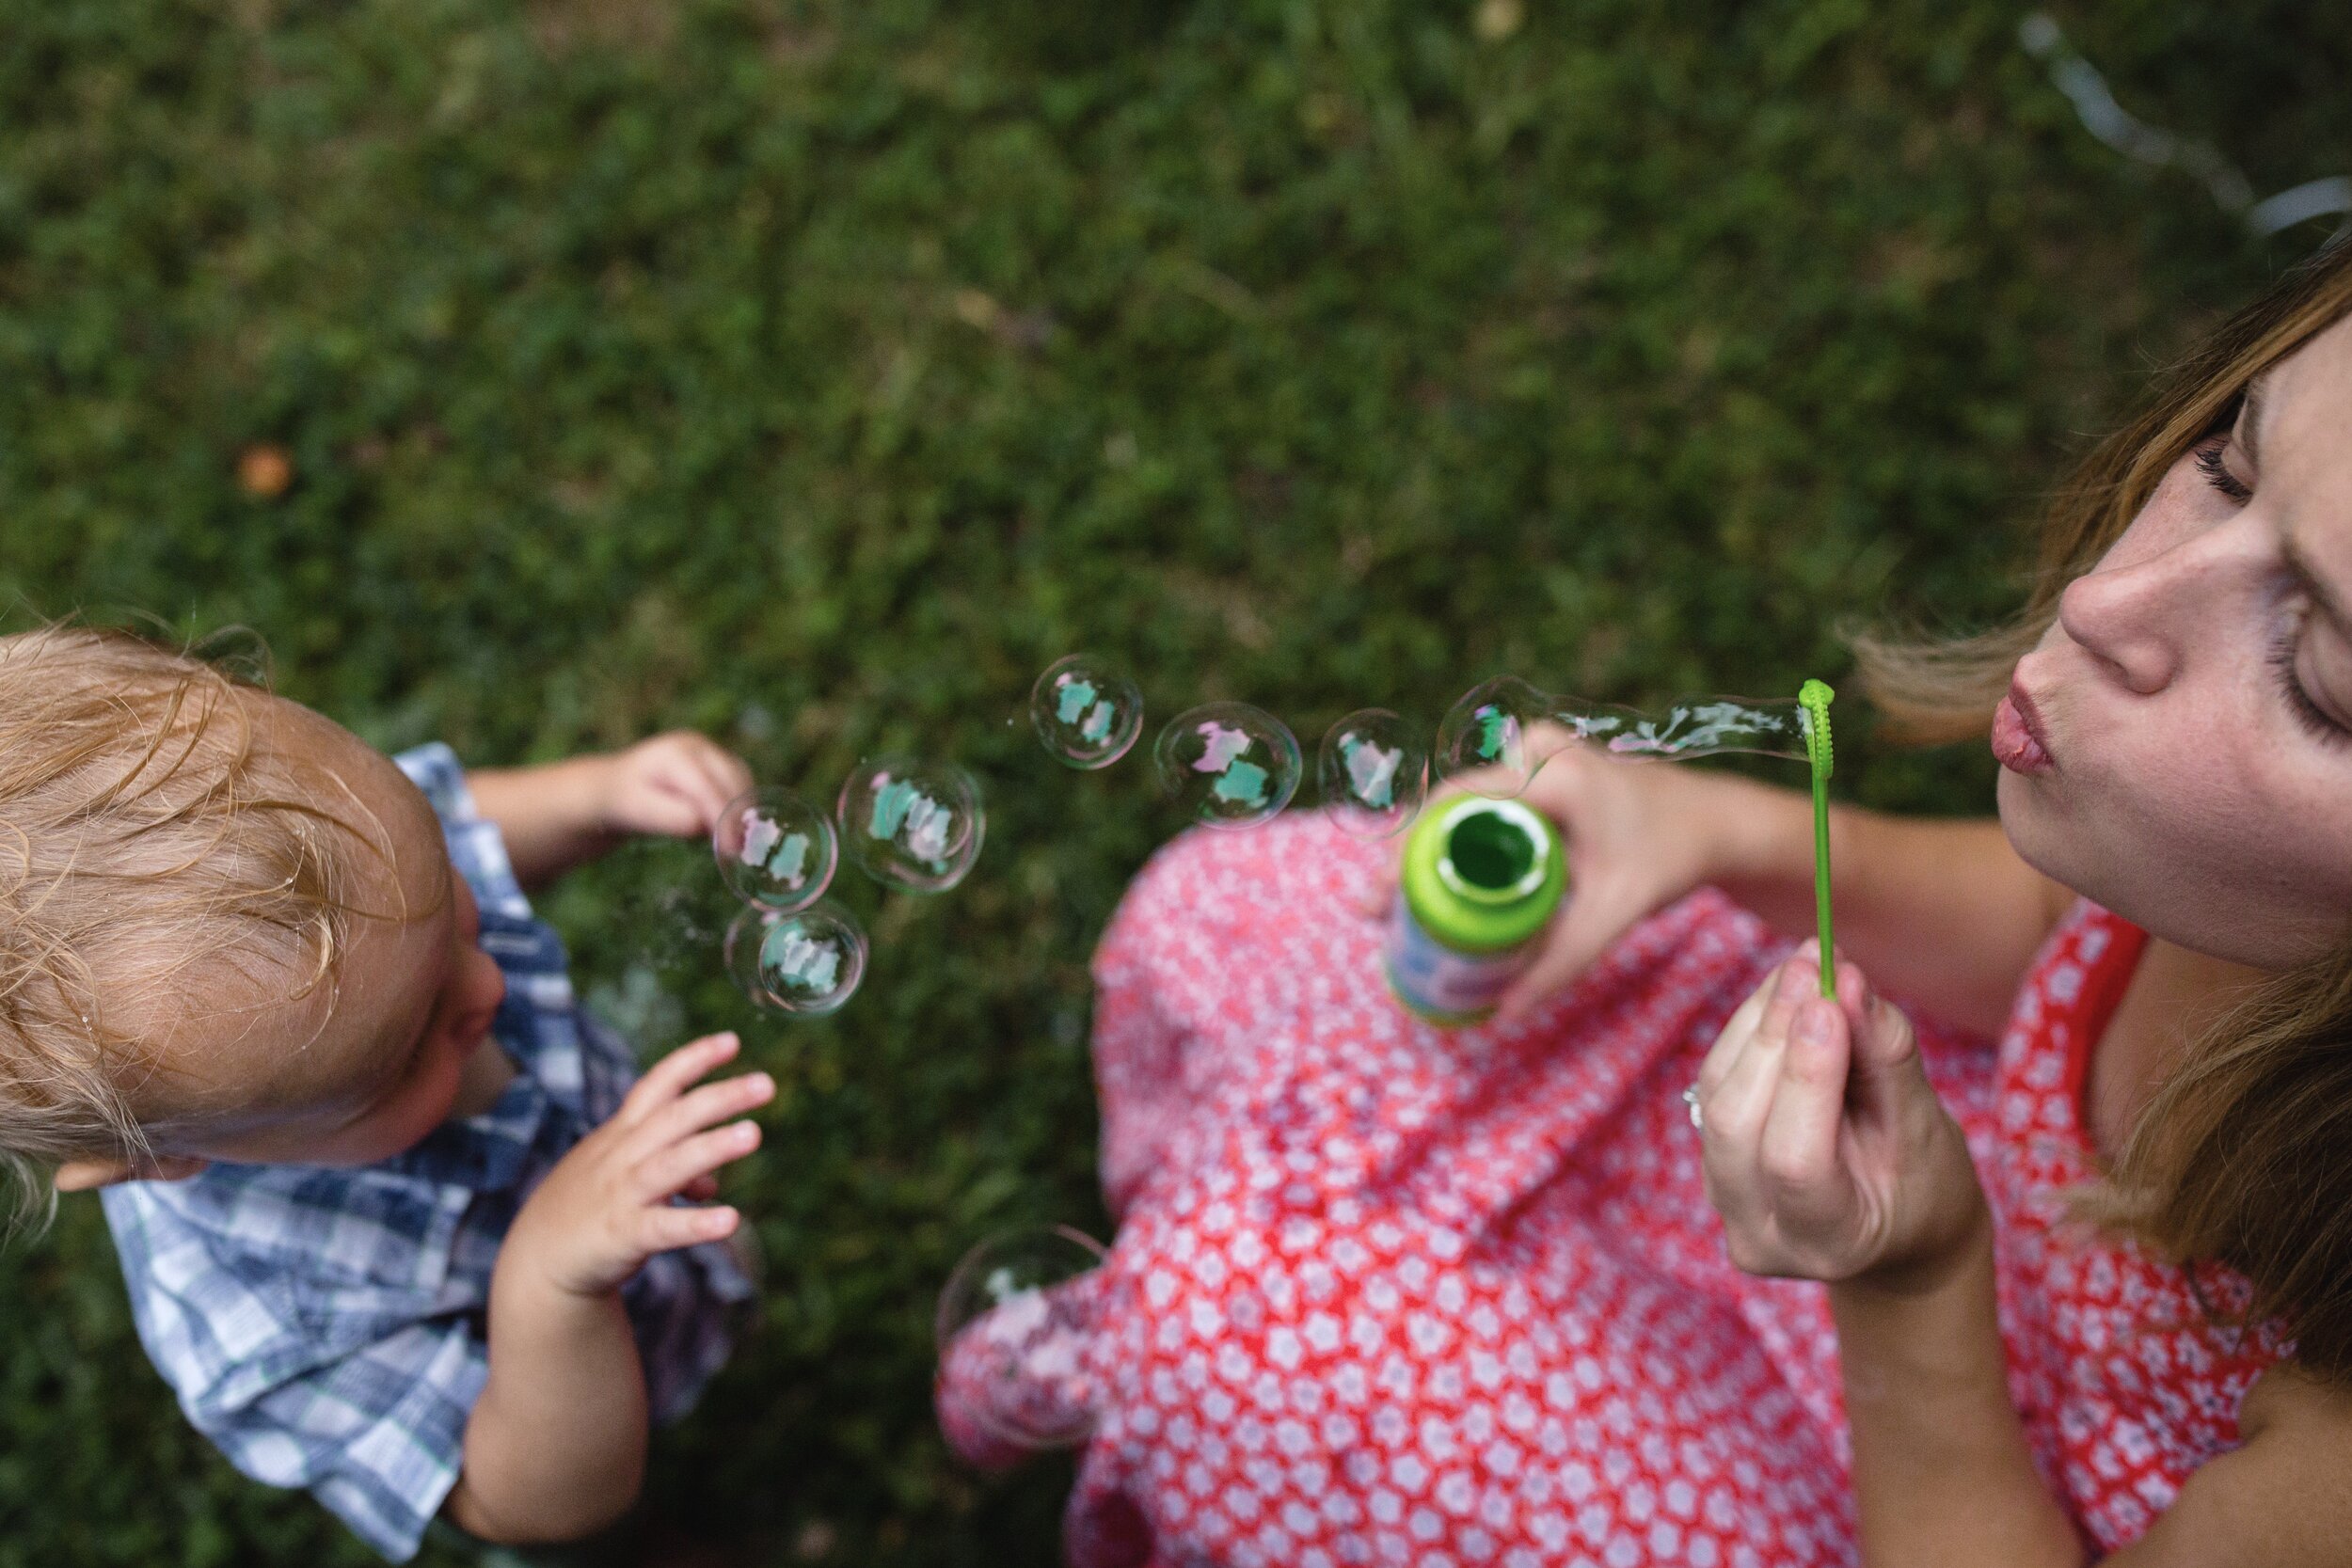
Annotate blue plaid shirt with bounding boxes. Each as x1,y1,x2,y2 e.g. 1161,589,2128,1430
102,744,751,1561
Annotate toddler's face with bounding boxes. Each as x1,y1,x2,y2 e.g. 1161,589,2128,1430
55,699,508,1189
1999,311,2352,969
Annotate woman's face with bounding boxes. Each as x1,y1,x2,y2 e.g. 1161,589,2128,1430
1999,310,2352,970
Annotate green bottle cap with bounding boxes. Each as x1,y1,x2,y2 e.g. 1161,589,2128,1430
1399,795,1567,954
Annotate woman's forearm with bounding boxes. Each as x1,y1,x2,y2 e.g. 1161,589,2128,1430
445,1276,648,1544
1706,778,2070,1036
1831,1221,2087,1568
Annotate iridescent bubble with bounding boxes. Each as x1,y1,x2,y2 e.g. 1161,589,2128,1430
935,1226,1110,1457
1550,692,1810,761
1152,703,1302,829
722,900,867,1018
712,787,837,912
756,900,867,1016
1317,708,1429,839
836,756,986,894
1029,655,1145,769
1435,676,1550,798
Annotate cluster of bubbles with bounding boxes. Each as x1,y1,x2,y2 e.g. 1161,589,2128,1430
934,1226,1111,1457
705,658,1809,1026
707,760,988,1017
1025,659,1804,839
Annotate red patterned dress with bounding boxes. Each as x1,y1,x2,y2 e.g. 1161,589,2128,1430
959,815,2288,1567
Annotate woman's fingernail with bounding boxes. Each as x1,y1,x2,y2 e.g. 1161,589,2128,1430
1775,961,1812,1001
1796,999,1837,1046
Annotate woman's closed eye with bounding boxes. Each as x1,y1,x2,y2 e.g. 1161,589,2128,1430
2195,437,2254,506
2267,610,2351,747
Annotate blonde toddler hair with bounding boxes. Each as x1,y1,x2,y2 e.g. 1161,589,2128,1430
0,626,386,1224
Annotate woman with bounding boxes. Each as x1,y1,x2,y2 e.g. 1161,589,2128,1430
979,238,2352,1566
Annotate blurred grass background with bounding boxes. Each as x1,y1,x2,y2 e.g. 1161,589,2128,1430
0,0,2344,1562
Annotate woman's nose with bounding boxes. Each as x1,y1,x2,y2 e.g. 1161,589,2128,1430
2051,506,2258,695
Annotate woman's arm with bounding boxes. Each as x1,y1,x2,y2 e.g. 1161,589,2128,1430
1831,1224,2086,1567
1706,776,2074,1037
1837,1234,2352,1567
1703,950,2352,1568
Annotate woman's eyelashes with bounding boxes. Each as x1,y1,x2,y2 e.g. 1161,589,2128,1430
2195,438,2254,505
2268,613,2351,747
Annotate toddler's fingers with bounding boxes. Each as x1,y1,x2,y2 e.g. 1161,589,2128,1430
651,736,733,827
616,1032,740,1124
634,1119,763,1202
637,1203,739,1255
630,1069,776,1152
714,746,755,800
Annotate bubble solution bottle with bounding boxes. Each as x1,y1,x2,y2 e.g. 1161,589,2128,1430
1384,794,1567,1026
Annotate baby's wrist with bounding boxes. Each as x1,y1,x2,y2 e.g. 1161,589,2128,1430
550,753,625,834
495,1208,632,1307
497,1242,632,1314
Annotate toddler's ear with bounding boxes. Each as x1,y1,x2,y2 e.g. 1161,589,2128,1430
53,1154,210,1192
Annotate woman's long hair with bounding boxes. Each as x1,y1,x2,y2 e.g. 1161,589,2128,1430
1853,238,2352,1378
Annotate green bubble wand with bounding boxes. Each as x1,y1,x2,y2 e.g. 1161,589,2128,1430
1798,678,1836,1000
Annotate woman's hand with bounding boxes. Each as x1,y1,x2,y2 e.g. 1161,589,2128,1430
1694,942,1988,1291
593,731,755,841
1370,722,1765,1022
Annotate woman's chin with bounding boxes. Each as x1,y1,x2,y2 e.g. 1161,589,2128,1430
1996,771,2084,889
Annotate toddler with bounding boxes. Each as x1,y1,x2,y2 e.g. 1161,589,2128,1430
2,626,772,1559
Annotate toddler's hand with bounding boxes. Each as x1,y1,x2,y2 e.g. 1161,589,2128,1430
501,1033,773,1299
595,732,755,841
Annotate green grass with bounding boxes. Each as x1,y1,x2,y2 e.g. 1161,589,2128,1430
1,1,2344,1561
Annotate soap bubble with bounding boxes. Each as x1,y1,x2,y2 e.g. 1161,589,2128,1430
757,900,867,1016
1436,676,1549,798
723,900,866,1017
935,1226,1110,1455
1318,708,1428,839
1030,655,1145,769
712,788,836,913
836,756,986,894
1552,692,1810,761
1152,703,1301,829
